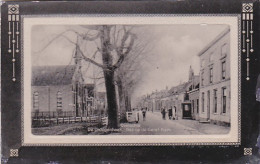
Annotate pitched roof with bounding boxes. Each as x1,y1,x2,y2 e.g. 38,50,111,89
169,81,192,95
197,27,230,57
32,65,76,86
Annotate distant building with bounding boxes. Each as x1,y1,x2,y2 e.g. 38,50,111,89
95,91,107,115
187,66,200,120
198,27,230,126
139,66,199,120
168,81,192,119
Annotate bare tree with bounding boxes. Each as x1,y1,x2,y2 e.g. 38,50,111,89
115,32,151,121
35,25,138,129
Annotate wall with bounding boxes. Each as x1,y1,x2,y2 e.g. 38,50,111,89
199,30,230,125
31,85,74,113
189,89,200,120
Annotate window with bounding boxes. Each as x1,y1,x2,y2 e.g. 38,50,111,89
222,88,227,113
209,67,213,83
214,89,217,113
202,92,205,113
222,61,226,80
33,92,39,111
57,91,62,110
196,99,199,113
201,71,204,86
207,91,210,113
221,44,228,57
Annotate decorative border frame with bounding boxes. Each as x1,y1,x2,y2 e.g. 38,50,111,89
7,4,19,82
1,1,259,162
20,14,241,147
242,3,254,81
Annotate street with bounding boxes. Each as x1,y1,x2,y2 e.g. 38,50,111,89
117,111,230,135
32,111,230,135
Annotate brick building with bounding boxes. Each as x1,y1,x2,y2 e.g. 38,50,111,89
32,65,85,117
31,45,99,117
198,27,230,126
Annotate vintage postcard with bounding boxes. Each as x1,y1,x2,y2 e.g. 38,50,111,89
22,16,239,145
1,1,259,163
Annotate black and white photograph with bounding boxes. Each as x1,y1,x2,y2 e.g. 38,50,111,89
2,1,260,163
30,24,232,136
21,15,240,145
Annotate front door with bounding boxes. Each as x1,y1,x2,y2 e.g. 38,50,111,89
182,104,191,118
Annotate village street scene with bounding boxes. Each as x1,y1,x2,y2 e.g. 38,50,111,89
31,24,231,135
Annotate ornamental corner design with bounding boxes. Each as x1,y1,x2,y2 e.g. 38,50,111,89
242,3,253,81
244,148,252,155
10,149,19,157
8,4,20,82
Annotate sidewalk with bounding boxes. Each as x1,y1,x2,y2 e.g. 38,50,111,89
147,111,230,134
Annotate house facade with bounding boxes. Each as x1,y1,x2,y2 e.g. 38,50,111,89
198,27,230,126
189,88,200,120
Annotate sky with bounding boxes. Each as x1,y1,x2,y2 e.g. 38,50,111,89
31,24,229,103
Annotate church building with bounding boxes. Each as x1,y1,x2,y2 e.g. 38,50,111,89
31,45,93,117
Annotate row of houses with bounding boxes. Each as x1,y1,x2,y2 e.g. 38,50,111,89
138,27,231,126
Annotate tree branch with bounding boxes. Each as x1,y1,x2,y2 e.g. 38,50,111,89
113,33,135,69
81,32,101,41
76,44,107,70
34,29,80,54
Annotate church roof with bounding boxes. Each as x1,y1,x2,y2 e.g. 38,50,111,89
32,65,76,86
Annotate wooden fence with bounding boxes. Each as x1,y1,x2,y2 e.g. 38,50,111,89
32,111,108,128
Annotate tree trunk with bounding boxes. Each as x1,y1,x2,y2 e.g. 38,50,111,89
100,25,119,129
125,90,131,112
117,77,127,121
103,70,119,128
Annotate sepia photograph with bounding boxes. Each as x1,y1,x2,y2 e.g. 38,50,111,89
2,1,260,163
30,24,232,136
22,16,239,145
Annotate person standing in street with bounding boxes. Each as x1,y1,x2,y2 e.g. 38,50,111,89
142,108,146,121
173,106,177,120
168,107,173,120
161,107,166,120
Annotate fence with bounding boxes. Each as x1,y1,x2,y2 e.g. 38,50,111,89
32,111,77,119
32,111,108,128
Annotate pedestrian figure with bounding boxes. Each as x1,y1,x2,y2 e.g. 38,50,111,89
173,106,177,120
168,107,173,120
161,107,166,120
142,108,146,121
